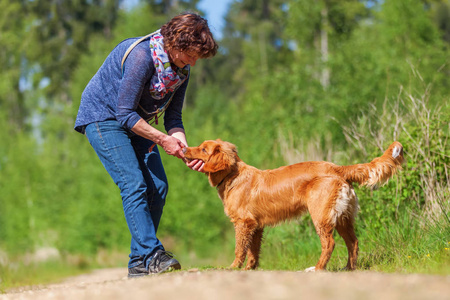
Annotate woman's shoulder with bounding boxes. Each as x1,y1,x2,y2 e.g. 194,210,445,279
123,38,152,61
115,37,151,67
112,37,149,55
119,37,155,78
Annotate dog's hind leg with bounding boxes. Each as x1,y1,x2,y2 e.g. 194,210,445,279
305,178,337,271
230,220,257,269
336,221,359,270
245,227,264,270
314,225,335,271
335,183,359,270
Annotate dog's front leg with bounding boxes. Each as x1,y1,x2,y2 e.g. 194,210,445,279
230,220,257,269
245,227,264,270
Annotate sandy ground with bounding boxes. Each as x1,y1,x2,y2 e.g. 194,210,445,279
1,268,449,300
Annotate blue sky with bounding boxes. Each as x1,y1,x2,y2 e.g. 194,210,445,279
198,0,233,39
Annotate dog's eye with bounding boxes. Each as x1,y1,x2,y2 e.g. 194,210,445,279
202,148,207,153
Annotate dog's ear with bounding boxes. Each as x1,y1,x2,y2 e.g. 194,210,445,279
203,145,232,173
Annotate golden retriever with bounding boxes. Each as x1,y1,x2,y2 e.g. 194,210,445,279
183,139,404,271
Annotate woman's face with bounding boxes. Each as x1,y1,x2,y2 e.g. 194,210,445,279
169,49,200,68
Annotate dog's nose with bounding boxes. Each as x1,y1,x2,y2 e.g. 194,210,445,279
182,147,187,154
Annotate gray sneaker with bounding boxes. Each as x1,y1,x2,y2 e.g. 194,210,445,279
128,261,149,278
148,250,181,274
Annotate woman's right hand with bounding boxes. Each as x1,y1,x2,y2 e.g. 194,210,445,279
160,135,186,159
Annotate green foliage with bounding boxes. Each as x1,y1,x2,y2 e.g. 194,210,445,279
340,84,450,229
0,108,130,255
0,0,28,128
0,0,449,285
25,0,121,97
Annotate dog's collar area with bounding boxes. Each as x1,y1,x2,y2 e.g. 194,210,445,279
215,177,226,189
213,169,238,190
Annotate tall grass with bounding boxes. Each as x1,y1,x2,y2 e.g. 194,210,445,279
341,85,449,221
268,83,450,273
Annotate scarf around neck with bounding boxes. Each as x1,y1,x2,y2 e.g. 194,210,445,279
149,32,189,100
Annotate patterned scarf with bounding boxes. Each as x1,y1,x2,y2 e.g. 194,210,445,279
149,32,189,100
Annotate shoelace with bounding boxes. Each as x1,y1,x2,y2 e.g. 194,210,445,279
150,251,175,268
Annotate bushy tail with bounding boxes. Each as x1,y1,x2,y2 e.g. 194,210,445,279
337,142,404,188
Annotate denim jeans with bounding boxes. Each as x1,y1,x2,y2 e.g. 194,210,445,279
85,120,167,268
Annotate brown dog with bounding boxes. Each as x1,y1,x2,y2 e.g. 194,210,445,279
183,139,404,271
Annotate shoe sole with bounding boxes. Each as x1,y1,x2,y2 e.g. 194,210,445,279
156,262,181,274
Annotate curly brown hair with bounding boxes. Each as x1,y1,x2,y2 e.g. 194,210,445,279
161,12,218,59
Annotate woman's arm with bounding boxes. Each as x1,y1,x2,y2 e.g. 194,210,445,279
132,119,185,158
132,121,204,172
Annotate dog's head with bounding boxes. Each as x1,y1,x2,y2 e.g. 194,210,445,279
184,139,238,173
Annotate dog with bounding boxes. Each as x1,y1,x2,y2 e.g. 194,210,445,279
183,139,404,271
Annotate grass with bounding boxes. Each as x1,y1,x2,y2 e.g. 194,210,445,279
0,250,126,293
257,213,450,275
258,236,450,274
0,260,90,293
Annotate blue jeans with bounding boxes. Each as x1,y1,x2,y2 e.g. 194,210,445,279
85,120,168,269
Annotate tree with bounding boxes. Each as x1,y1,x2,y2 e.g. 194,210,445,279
214,0,289,100
426,0,450,43
285,0,368,89
0,0,122,130
144,0,200,15
0,1,28,129
25,0,122,100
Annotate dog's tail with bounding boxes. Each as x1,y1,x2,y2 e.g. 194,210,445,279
337,142,404,188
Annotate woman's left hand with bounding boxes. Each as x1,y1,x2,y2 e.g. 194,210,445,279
185,158,205,172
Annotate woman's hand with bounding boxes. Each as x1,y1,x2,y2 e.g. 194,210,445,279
166,127,204,172
156,135,205,172
160,135,186,159
185,158,205,172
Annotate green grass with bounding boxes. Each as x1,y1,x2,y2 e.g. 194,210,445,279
257,214,450,274
0,250,127,293
0,260,91,293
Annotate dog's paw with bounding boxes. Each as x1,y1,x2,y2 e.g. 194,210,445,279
304,266,316,272
229,262,242,269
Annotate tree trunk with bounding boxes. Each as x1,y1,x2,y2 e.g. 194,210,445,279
320,4,330,89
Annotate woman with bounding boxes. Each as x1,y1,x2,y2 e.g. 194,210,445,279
74,13,218,277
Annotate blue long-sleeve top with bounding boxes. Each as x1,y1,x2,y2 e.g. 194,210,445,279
74,35,189,134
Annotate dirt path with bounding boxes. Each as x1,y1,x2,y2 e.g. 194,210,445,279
1,268,449,300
